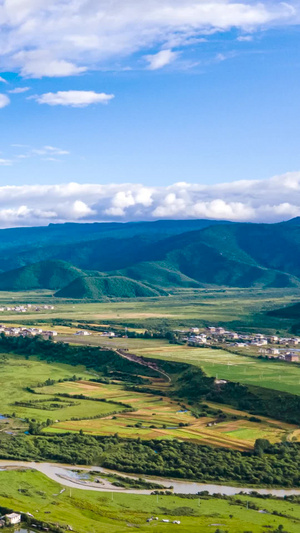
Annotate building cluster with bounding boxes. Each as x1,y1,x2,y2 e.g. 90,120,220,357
0,325,57,338
184,326,300,363
0,304,54,313
75,330,115,337
147,517,180,525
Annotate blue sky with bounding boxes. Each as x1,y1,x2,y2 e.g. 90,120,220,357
0,1,300,226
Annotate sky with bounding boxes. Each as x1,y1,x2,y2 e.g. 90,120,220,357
0,0,300,227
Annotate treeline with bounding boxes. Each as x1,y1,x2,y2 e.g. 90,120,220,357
0,433,299,487
0,334,159,377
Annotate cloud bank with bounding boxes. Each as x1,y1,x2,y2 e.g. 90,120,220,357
0,1,297,77
0,171,299,227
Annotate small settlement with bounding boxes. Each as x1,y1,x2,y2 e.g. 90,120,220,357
0,304,54,313
0,325,57,338
184,326,300,363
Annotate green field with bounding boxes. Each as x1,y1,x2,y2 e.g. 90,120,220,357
0,355,127,424
0,287,299,333
135,345,300,396
0,469,299,533
58,335,300,397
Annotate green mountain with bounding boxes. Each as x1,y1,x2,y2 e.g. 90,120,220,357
0,260,85,290
0,218,299,294
55,275,165,299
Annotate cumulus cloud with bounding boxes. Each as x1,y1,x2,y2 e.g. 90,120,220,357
0,94,10,108
0,1,297,77
145,49,178,70
0,171,299,227
0,76,7,83
32,90,114,107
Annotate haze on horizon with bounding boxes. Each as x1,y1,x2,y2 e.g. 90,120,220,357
0,0,300,227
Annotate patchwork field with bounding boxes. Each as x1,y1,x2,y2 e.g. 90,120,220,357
0,355,127,425
40,379,299,449
1,469,300,533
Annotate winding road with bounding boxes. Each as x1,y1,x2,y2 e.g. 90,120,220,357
0,460,300,498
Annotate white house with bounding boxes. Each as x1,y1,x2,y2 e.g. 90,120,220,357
5,513,21,525
226,332,239,339
75,330,91,336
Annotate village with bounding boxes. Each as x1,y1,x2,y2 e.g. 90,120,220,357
185,326,300,363
0,304,55,313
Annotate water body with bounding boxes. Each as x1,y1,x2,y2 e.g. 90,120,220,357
0,460,300,497
14,530,35,533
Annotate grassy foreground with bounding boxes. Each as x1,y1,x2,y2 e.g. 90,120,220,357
0,469,299,532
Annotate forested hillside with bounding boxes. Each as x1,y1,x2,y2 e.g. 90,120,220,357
0,218,300,295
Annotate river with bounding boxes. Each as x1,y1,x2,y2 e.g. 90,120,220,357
0,460,299,497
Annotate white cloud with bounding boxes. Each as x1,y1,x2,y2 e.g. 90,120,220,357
0,94,10,108
145,49,178,70
0,76,7,83
0,171,299,227
8,87,30,94
31,146,70,156
237,35,253,41
0,1,297,78
32,90,115,107
0,158,12,166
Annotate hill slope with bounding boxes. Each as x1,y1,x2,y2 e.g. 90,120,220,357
55,275,165,299
0,218,299,291
0,260,85,290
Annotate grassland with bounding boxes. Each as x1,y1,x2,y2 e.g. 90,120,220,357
0,469,300,533
0,287,299,333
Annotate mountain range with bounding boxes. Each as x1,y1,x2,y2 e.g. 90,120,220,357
0,217,299,298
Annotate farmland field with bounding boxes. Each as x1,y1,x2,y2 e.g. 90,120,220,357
0,355,127,424
1,469,300,533
40,379,299,449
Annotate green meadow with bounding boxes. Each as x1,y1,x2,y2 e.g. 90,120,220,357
134,344,300,396
0,355,126,423
0,469,299,533
0,287,299,333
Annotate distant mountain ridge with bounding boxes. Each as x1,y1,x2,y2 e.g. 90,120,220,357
0,218,299,297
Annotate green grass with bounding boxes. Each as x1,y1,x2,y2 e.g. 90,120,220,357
0,469,300,532
0,287,299,333
124,342,300,396
0,355,126,424
57,335,300,397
